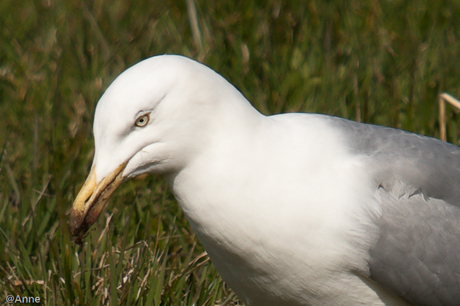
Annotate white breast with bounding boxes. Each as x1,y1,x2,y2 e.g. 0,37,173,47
167,114,403,305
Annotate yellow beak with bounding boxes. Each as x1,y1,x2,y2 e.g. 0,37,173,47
69,161,128,244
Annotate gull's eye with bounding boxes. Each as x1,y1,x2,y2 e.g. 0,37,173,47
135,114,150,127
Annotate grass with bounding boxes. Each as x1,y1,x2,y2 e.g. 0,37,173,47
1,0,460,305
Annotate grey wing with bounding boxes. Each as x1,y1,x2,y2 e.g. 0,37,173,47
327,116,460,305
370,188,460,306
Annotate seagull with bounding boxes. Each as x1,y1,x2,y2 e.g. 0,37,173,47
69,55,460,306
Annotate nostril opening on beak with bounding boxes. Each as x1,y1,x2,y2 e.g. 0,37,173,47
83,193,92,204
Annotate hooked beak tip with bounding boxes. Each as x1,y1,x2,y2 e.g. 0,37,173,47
69,161,127,244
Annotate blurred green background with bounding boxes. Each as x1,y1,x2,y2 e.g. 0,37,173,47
1,0,460,305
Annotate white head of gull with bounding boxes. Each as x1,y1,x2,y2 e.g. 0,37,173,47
70,54,460,306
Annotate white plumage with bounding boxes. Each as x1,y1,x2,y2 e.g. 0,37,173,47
70,55,460,306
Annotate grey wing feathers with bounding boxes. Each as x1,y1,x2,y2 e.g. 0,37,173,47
327,115,460,205
370,189,460,305
325,115,460,305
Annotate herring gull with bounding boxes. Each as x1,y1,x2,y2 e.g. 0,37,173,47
69,55,460,306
